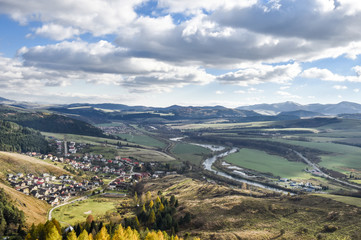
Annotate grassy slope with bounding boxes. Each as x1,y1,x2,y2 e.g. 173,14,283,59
0,152,72,226
0,182,49,226
0,151,69,179
141,175,361,240
42,132,175,162
224,148,311,179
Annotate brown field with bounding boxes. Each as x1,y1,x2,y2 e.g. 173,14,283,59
0,152,72,226
139,175,361,240
0,151,69,180
0,182,49,226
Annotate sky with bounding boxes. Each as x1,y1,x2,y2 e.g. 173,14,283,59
0,0,361,107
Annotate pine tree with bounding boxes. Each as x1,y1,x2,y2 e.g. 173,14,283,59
134,192,138,206
148,210,156,225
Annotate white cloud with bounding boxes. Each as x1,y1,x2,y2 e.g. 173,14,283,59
18,40,214,92
301,67,361,82
0,0,143,36
234,90,246,94
333,85,348,90
354,88,360,92
215,90,224,95
34,23,81,40
216,63,301,86
276,90,301,99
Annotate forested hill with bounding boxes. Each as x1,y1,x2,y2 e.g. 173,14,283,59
0,120,49,153
0,106,105,137
0,188,25,237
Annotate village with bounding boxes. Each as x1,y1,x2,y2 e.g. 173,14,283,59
6,138,156,206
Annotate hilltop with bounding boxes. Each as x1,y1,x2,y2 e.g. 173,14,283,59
138,175,361,240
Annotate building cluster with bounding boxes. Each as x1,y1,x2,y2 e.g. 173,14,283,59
279,178,323,192
7,173,101,206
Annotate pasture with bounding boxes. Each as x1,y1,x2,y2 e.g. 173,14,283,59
171,143,211,165
224,148,310,179
116,133,166,148
52,197,119,226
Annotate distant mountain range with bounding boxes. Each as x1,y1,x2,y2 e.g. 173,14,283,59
237,101,361,116
2,97,361,123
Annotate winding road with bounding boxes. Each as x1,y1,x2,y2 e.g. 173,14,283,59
293,150,361,190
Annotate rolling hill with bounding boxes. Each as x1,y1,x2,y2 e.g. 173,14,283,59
0,151,69,181
0,152,71,226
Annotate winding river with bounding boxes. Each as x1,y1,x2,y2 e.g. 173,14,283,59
202,146,293,194
170,138,293,194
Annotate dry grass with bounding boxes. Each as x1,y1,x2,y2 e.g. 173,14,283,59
0,151,69,179
0,151,72,226
0,182,49,226
139,175,361,240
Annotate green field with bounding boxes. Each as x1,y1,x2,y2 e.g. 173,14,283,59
116,133,166,148
169,121,272,130
41,132,148,148
52,197,118,226
314,194,361,208
268,139,361,174
224,148,310,179
43,132,175,162
171,143,211,165
117,146,175,162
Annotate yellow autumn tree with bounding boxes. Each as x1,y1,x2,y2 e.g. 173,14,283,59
88,233,94,240
78,229,89,240
146,191,152,202
45,225,62,240
125,226,140,240
149,200,154,209
112,224,125,240
148,210,156,225
66,230,78,240
158,203,165,212
95,226,110,240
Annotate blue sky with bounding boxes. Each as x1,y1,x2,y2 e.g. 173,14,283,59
0,0,361,107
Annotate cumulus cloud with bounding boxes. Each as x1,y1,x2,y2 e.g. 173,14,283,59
33,23,81,40
2,0,361,100
301,66,361,82
0,0,143,36
18,40,214,92
216,63,301,86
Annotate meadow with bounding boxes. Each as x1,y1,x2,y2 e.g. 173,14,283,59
224,148,311,179
171,143,212,165
116,133,166,148
52,197,120,226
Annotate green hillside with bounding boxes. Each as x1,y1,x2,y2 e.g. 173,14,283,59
0,120,49,153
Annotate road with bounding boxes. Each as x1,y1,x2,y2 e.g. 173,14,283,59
48,196,88,220
293,150,361,190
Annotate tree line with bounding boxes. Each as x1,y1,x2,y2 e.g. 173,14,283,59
0,120,49,153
